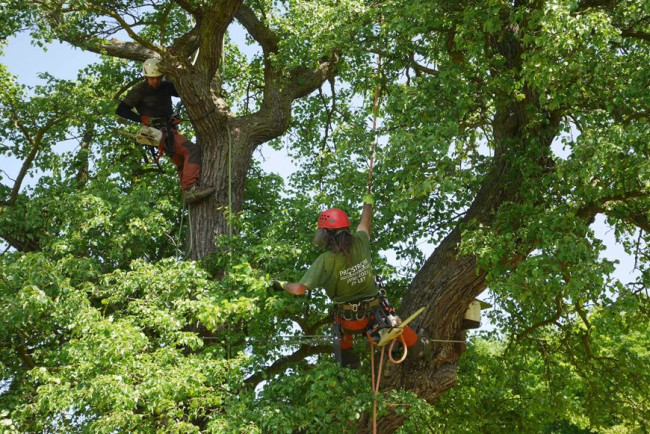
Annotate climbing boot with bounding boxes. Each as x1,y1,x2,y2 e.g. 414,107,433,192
184,185,215,205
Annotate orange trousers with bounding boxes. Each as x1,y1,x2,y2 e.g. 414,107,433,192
166,130,201,191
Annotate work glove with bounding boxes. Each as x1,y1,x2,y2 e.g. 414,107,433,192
362,193,374,206
270,280,287,292
140,115,153,126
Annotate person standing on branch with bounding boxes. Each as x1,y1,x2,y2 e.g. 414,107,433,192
273,194,420,368
116,58,214,205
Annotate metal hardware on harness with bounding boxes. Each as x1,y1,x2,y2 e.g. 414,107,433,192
334,298,381,320
337,298,381,311
149,117,170,129
336,298,380,312
341,310,366,321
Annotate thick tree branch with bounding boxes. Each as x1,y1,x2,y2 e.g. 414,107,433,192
8,117,60,205
575,191,650,230
288,55,341,101
371,21,566,418
99,39,158,61
509,293,564,346
16,331,36,369
243,344,331,388
231,3,340,149
409,56,438,76
232,51,340,151
625,212,650,233
168,25,201,59
235,4,279,54
0,229,41,252
621,29,650,41
575,0,618,12
194,0,243,80
173,0,202,18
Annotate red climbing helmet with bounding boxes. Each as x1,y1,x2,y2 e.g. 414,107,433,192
318,208,350,229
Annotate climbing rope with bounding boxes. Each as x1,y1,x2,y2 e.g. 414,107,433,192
367,15,384,195
368,56,382,195
185,202,194,259
227,125,233,238
177,203,186,250
367,35,386,432
369,331,407,434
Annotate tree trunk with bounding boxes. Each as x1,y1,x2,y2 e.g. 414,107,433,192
365,95,562,431
167,38,334,259
187,119,251,259
168,66,250,259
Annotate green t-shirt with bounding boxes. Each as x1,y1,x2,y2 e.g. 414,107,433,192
299,231,378,303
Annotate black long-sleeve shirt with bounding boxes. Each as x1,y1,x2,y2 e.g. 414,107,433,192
116,80,179,123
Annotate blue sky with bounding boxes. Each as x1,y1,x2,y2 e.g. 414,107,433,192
2,35,99,84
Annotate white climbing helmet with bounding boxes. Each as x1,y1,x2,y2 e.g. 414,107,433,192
142,58,162,77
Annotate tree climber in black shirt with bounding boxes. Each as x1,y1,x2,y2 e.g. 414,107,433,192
116,58,214,205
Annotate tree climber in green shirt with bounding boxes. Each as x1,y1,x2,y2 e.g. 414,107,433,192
273,195,419,368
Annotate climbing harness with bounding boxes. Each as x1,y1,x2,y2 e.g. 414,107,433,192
146,115,183,162
332,297,382,320
114,114,183,172
329,278,396,352
329,277,404,362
